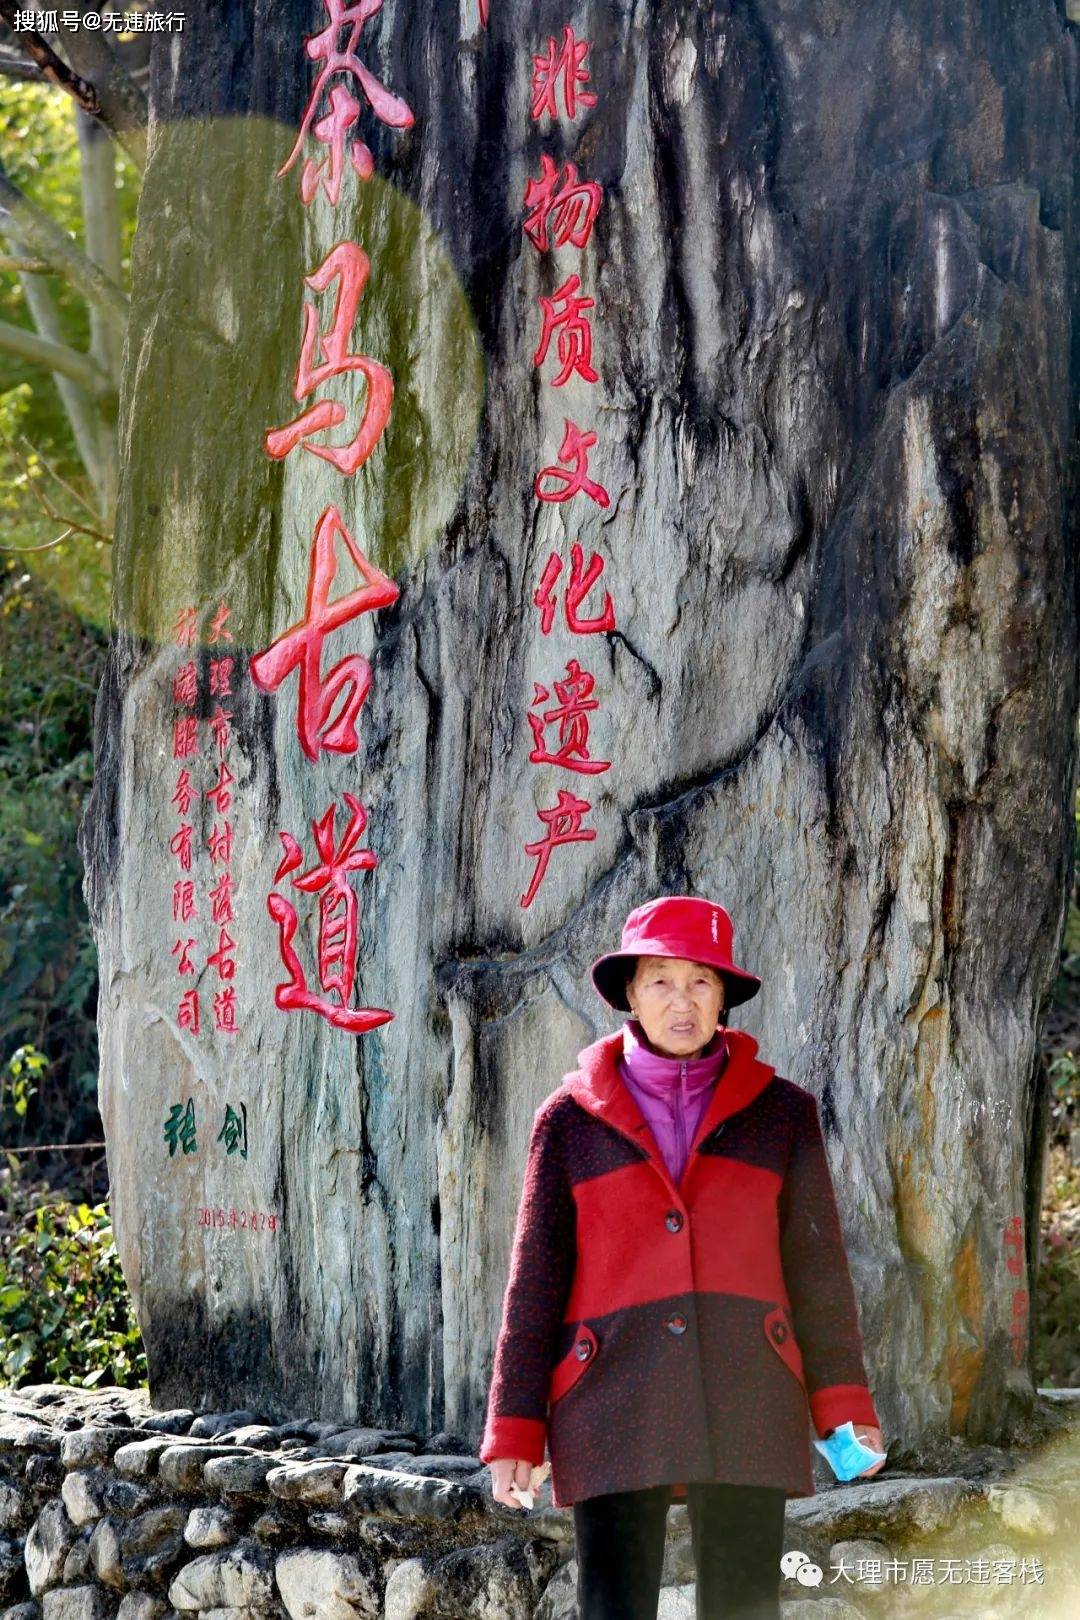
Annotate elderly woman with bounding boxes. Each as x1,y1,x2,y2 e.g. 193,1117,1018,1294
479,896,884,1620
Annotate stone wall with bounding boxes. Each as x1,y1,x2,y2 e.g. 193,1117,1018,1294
0,1387,568,1620
1,1387,1077,1620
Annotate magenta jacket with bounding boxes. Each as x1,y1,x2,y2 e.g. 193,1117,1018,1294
618,1018,729,1184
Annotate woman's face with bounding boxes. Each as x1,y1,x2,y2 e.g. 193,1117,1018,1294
625,956,726,1059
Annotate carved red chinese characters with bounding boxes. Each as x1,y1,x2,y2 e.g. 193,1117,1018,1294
253,0,413,1038
265,243,394,476
533,273,598,387
519,20,616,910
268,793,393,1033
533,542,617,635
164,599,245,1042
277,0,415,205
534,419,611,508
250,504,399,762
521,789,596,909
523,155,602,253
528,660,611,775
530,25,597,122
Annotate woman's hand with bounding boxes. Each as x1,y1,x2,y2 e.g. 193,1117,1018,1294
488,1457,536,1509
853,1424,886,1477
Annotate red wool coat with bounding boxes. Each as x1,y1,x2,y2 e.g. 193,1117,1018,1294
479,1026,880,1508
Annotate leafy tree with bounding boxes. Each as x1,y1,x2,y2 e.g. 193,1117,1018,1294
0,575,104,1138
0,5,146,536
0,1148,146,1387
0,11,144,1141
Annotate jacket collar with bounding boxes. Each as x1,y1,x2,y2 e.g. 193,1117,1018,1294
621,1017,729,1094
563,1026,776,1203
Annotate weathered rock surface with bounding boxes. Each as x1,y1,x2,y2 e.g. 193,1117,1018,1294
183,1506,238,1550
61,1475,110,1531
166,1542,275,1611
78,7,1080,1502
655,1592,696,1620
381,1559,436,1620
25,1501,78,1597
40,1590,116,1620
114,1596,169,1620
778,1603,865,1620
59,1438,133,1474
273,1548,380,1619
0,1534,27,1606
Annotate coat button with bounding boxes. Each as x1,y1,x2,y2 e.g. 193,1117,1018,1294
665,1313,687,1336
665,1210,683,1232
575,1338,592,1360
771,1320,788,1342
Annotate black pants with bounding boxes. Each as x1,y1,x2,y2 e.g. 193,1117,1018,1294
572,1481,787,1620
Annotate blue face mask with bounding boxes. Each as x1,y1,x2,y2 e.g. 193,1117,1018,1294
812,1421,887,1482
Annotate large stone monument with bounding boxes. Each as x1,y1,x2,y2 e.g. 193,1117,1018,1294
81,0,1080,1471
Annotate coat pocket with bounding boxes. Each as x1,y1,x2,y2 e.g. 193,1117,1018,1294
763,1303,805,1388
548,1323,599,1405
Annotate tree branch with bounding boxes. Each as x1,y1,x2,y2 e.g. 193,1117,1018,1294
75,105,122,523
0,428,113,547
58,20,149,173
0,1140,106,1153
0,44,47,82
0,5,147,170
0,315,113,397
0,216,108,505
22,431,103,524
0,163,128,332
0,526,77,553
0,253,51,272
0,8,104,111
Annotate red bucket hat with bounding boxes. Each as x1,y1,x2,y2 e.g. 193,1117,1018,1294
590,896,762,1013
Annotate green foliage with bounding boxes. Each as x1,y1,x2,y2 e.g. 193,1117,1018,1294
0,74,138,432
0,78,125,630
2,1043,45,1121
0,79,95,388
1048,1050,1080,1106
0,570,105,1142
1034,1153,1080,1389
1036,783,1080,1387
0,1163,146,1388
1059,900,1080,979
0,77,118,1137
